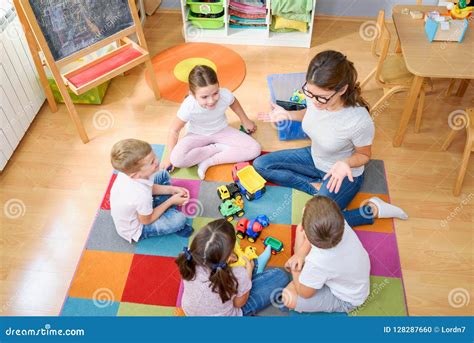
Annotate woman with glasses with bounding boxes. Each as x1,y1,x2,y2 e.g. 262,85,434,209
254,50,407,227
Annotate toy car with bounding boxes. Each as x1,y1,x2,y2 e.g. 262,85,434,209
236,215,270,242
219,195,244,222
232,162,250,182
233,164,266,201
289,89,307,106
217,183,241,200
263,236,284,254
235,218,249,239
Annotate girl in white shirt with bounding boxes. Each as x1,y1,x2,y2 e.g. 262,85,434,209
161,65,261,179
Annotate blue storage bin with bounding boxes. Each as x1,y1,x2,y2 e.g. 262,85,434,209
267,72,309,141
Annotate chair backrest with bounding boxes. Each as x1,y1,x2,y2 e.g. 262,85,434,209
370,10,386,59
374,20,392,87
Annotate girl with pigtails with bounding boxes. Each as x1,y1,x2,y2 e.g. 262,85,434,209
176,219,289,316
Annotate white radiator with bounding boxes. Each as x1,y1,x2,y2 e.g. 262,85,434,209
0,1,45,171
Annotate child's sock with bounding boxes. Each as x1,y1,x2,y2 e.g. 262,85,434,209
369,197,408,220
197,157,215,180
256,245,272,274
176,224,194,238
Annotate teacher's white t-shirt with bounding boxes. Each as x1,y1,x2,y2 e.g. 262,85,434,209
177,88,235,136
301,100,374,177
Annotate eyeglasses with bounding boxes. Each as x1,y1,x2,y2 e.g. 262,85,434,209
302,82,339,104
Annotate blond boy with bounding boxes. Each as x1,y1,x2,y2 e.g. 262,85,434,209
110,139,193,242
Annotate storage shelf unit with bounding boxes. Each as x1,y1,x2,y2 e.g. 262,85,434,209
181,0,316,48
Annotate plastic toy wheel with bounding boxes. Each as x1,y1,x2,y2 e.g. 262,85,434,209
245,193,255,201
235,193,242,200
236,233,244,239
227,216,234,222
248,237,255,243
262,187,266,194
237,211,244,217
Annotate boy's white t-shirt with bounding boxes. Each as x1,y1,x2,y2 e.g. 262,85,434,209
110,172,154,243
299,221,371,306
301,100,375,177
177,88,235,136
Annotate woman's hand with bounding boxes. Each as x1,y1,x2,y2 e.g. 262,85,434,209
323,160,353,193
241,118,257,133
257,102,291,123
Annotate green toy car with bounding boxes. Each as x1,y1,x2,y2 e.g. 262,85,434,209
263,236,284,254
218,196,245,222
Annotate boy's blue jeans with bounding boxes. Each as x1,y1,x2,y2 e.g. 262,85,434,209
253,146,375,227
242,261,290,316
140,171,187,239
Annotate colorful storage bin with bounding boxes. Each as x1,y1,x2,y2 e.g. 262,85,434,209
187,0,223,15
188,11,224,29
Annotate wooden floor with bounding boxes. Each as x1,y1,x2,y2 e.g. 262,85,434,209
0,12,472,316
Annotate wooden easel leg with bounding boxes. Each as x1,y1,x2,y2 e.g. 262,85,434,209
56,85,89,143
14,0,58,112
145,59,161,100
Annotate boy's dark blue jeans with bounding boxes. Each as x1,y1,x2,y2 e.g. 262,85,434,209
253,146,375,227
242,261,290,316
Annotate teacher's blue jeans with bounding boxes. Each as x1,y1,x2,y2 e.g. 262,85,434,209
253,147,374,227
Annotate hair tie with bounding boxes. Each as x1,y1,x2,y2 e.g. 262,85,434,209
211,262,227,271
182,247,192,261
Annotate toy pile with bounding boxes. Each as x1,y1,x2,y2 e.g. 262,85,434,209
216,162,284,272
229,0,267,29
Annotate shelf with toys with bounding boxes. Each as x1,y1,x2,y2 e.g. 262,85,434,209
180,0,316,48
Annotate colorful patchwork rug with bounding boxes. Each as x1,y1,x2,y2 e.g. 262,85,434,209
60,144,408,316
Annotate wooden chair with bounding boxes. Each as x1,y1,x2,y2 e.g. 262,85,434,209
369,16,429,132
441,108,473,196
359,10,386,89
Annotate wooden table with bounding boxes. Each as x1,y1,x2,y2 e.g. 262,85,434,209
392,5,474,146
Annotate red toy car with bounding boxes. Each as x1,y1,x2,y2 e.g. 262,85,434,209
236,218,249,239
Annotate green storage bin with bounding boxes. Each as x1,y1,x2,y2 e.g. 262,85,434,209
188,11,224,29
187,0,223,14
48,78,110,105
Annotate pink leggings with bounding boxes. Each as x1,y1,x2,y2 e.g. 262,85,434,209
170,127,261,168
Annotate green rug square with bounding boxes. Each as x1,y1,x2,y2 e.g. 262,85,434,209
292,189,312,224
171,166,199,180
349,276,407,316
117,303,176,316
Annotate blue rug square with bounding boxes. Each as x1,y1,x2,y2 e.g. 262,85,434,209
61,297,120,316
